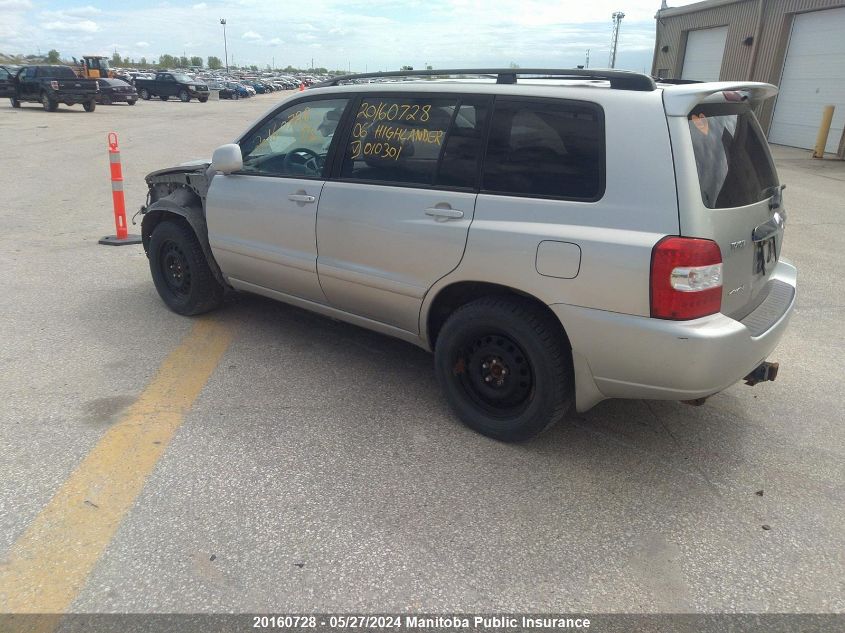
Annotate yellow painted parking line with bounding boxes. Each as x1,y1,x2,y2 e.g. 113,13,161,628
0,319,232,614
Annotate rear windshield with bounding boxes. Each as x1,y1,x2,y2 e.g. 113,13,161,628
688,103,778,208
42,66,77,79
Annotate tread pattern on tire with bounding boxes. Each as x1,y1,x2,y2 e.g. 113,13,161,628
436,295,573,441
150,220,224,316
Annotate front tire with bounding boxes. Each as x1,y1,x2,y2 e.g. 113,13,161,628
101,95,111,106
179,89,190,102
10,97,20,108
198,96,208,103
148,220,224,315
434,297,573,442
139,88,150,100
159,95,169,101
233,92,239,100
127,99,136,105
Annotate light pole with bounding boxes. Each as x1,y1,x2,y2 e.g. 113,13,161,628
220,18,229,73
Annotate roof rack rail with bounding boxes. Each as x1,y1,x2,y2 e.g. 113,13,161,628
312,68,656,92
653,77,702,85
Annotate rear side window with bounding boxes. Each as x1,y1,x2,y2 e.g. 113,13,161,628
341,97,458,186
482,99,605,200
688,103,778,208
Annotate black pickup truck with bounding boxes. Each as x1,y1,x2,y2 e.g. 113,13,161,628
134,72,209,102
2,65,99,111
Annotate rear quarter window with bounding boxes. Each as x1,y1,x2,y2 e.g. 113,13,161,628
482,99,605,201
688,103,778,208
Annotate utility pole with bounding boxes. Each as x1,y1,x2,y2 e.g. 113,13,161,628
220,18,229,73
609,12,625,68
585,49,590,69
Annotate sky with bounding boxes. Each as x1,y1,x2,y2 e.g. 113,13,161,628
0,0,703,72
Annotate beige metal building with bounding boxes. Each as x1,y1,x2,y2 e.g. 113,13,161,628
652,0,845,153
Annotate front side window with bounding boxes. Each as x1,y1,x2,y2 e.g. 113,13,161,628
0,68,9,80
688,103,778,208
341,97,458,186
240,98,349,178
482,99,605,200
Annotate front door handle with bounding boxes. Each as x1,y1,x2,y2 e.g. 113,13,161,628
425,207,464,220
288,193,316,203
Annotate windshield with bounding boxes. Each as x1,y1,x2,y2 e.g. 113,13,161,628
688,103,778,209
173,74,194,83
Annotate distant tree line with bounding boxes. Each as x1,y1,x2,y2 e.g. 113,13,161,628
1,49,348,74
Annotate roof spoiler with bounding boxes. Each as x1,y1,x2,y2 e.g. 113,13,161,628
661,81,778,116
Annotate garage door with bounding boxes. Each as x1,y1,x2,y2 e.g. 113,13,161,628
769,7,845,153
681,26,728,81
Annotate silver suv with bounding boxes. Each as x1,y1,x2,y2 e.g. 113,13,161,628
139,68,796,441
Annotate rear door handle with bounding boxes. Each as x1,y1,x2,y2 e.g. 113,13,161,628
288,193,316,203
425,207,464,220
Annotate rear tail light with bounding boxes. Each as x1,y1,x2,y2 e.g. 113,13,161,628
50,80,59,90
650,236,723,320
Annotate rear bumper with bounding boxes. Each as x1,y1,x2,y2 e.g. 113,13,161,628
57,93,97,104
101,93,136,102
551,259,797,412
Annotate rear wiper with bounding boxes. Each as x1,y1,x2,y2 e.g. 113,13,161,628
764,184,786,211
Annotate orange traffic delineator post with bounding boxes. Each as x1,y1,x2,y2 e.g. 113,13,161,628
299,82,305,91
99,132,142,246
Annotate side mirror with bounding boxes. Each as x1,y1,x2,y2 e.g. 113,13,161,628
208,143,243,175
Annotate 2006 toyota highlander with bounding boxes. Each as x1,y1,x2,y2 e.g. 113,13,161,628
138,68,796,441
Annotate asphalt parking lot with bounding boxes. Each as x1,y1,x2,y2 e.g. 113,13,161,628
0,93,843,614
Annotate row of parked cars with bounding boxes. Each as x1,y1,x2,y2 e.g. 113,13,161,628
1,61,333,111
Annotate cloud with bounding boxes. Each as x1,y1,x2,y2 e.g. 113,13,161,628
63,5,101,17
136,41,150,47
43,19,99,33
0,0,32,10
268,37,282,45
242,30,262,40
192,2,207,8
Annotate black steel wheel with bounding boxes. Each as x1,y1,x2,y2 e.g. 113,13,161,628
148,220,224,315
435,296,573,441
453,332,534,418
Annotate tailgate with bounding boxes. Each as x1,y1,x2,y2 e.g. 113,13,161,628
57,79,97,93
666,86,786,319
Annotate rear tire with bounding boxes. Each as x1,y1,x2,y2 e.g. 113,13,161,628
159,95,168,101
127,99,136,105
10,97,20,108
233,92,239,100
101,95,111,106
198,96,208,103
139,88,150,100
41,92,58,112
148,220,224,316
83,99,96,112
434,296,573,442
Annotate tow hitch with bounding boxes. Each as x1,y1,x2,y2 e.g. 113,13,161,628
744,361,779,386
